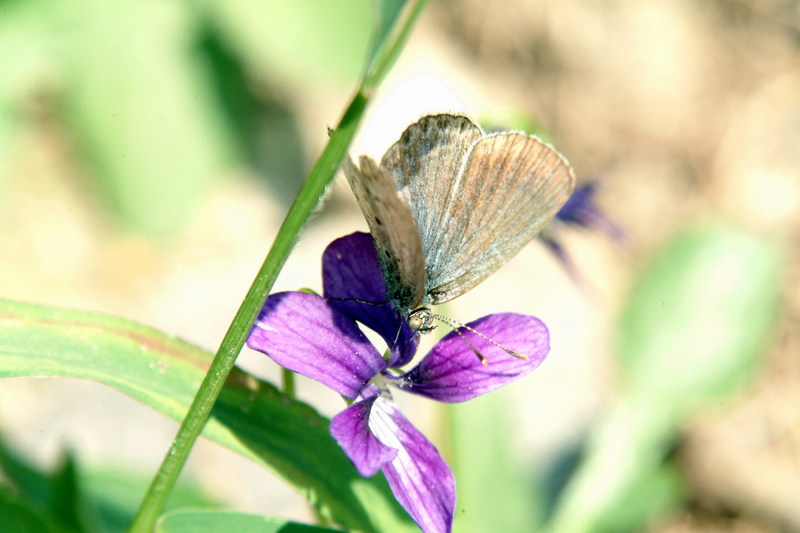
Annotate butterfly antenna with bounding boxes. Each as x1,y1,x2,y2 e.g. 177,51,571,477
432,313,528,362
447,326,488,366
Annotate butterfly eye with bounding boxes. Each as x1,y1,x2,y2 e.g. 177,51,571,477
408,307,435,333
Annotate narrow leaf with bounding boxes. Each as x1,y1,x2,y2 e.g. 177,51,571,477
62,1,234,234
618,226,781,414
549,225,782,533
157,509,339,533
0,299,416,532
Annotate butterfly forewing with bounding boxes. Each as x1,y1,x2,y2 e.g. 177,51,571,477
381,115,483,266
418,131,576,304
342,155,426,311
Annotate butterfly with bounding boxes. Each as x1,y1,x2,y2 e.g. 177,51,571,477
343,113,576,332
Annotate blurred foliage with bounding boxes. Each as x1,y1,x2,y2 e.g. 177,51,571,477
549,225,782,533
0,0,373,234
449,390,542,533
156,509,341,533
0,435,215,533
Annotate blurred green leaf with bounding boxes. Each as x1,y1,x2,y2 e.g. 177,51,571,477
0,299,416,533
0,435,214,533
0,490,57,533
0,435,53,513
479,110,551,142
61,0,235,234
449,392,541,533
549,225,782,533
50,453,87,533
201,0,372,90
0,0,58,186
369,0,407,63
0,439,88,533
548,401,684,533
156,509,338,533
618,225,781,415
362,0,407,87
81,467,217,533
195,25,307,204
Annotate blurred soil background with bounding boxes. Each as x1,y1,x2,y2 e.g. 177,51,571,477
0,0,799,530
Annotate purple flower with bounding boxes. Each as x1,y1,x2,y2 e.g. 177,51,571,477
247,232,550,533
541,181,623,281
554,181,621,236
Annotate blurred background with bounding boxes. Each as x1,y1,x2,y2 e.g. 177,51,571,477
0,0,798,531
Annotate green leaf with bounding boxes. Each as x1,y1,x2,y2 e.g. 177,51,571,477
0,438,88,533
0,435,54,513
449,392,541,533
549,225,782,533
618,225,782,415
60,0,235,234
156,509,339,533
0,426,214,533
0,490,57,533
547,401,684,533
195,26,308,205
0,0,57,188
50,453,88,533
362,0,407,83
201,0,372,90
81,466,217,533
0,299,416,533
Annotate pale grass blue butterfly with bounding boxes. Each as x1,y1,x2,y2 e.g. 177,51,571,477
343,113,576,335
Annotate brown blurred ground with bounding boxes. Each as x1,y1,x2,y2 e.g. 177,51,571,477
426,1,800,530
1,0,799,530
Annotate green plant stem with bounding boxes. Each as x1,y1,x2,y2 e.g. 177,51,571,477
281,367,296,398
363,0,430,91
128,2,430,529
128,92,365,533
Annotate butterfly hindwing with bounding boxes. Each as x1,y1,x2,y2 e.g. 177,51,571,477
380,115,484,272
381,115,575,304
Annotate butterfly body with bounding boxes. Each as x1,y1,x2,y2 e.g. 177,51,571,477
344,114,575,327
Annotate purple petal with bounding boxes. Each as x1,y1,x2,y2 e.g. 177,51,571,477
540,234,583,286
247,291,386,398
555,181,599,225
396,313,549,403
322,232,418,366
323,232,388,303
370,396,455,533
555,181,624,241
330,392,397,476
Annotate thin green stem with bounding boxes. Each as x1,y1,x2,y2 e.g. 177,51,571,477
364,0,431,91
128,1,429,530
281,367,296,398
128,91,367,533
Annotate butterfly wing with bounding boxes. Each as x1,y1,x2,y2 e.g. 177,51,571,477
381,114,484,262
386,119,576,304
342,155,426,311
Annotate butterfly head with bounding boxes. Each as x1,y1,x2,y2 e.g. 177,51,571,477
408,306,436,333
